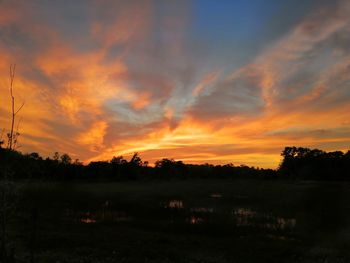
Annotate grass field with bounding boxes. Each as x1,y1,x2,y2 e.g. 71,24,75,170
9,179,350,262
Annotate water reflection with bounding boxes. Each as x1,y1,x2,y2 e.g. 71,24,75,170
233,208,257,226
161,198,296,230
232,207,296,230
79,210,130,224
76,198,296,231
234,208,256,217
164,199,184,209
189,216,205,225
80,212,97,224
75,200,132,224
210,193,222,198
81,218,97,224
276,217,296,230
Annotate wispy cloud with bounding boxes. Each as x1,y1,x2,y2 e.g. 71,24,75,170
0,0,349,167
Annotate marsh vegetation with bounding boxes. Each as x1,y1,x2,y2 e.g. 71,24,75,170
6,179,350,263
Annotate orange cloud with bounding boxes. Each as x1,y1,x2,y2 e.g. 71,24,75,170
91,0,153,48
1,0,350,169
77,121,108,151
131,92,152,110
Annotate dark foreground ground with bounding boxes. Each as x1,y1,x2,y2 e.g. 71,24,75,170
9,179,350,262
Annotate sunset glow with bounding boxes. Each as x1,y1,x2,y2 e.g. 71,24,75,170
1,0,349,168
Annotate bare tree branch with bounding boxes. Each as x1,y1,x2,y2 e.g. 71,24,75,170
14,101,25,116
7,64,24,151
13,117,22,150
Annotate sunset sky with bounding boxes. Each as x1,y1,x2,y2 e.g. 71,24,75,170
0,0,349,168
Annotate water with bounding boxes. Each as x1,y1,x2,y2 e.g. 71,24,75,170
164,199,184,209
161,198,296,230
61,200,132,224
71,196,297,236
232,207,296,229
188,216,205,225
210,193,222,198
17,181,350,262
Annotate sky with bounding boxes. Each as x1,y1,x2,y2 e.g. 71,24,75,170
0,0,349,168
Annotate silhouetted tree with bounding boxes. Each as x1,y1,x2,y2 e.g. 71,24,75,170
111,156,127,165
7,65,24,151
279,146,350,180
129,152,142,166
109,156,127,179
155,158,186,178
0,129,5,149
0,147,281,181
74,159,82,165
28,152,42,161
0,65,24,262
60,153,72,165
53,152,60,162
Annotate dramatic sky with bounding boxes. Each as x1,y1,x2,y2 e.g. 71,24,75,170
0,0,350,168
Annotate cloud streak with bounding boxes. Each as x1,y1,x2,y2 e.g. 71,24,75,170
0,0,349,167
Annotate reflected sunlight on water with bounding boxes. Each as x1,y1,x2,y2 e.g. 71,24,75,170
80,212,97,224
189,216,205,225
75,198,296,231
81,218,97,224
77,200,131,224
79,210,131,224
232,207,296,229
164,199,184,209
234,208,256,217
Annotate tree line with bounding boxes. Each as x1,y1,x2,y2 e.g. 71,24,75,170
279,146,350,180
1,146,350,181
0,148,276,181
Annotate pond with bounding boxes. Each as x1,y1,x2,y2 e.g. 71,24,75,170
14,180,350,263
70,196,296,232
